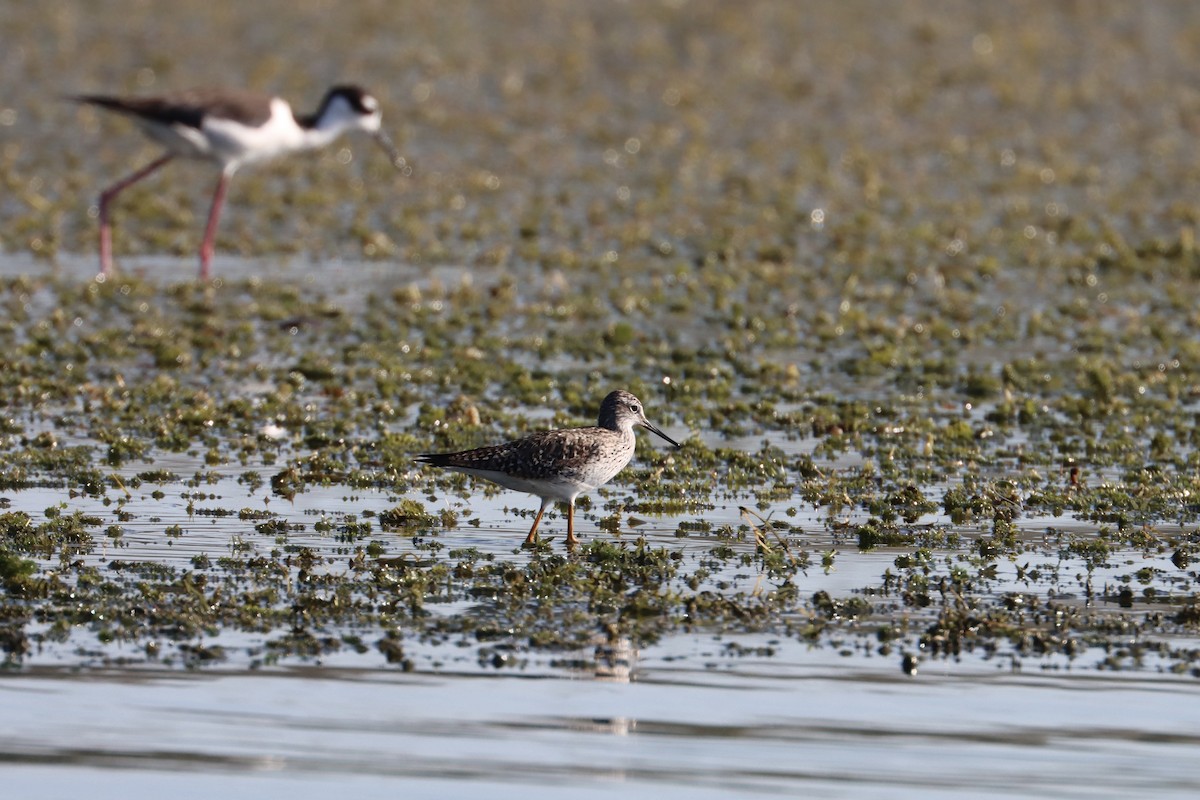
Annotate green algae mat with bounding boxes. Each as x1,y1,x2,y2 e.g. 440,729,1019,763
1,2,1200,675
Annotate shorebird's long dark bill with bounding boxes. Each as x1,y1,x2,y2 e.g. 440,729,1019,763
642,421,681,449
373,130,407,171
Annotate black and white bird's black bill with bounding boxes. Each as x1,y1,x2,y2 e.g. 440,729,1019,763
373,130,407,171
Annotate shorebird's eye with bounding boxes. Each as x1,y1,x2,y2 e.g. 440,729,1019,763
631,403,641,414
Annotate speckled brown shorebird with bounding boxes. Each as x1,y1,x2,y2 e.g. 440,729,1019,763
74,84,405,280
415,390,680,547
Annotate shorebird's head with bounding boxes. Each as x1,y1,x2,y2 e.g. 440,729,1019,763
599,390,680,447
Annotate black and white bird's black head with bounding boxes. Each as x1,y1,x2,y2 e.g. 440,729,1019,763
309,85,380,130
306,85,404,167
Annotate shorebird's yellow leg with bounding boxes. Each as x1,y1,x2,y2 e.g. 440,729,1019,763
524,506,547,546
565,502,579,548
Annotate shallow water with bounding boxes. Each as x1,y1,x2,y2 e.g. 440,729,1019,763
5,660,1200,799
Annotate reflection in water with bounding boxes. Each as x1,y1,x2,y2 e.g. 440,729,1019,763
593,633,635,684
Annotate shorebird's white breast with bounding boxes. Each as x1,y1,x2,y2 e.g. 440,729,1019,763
458,469,595,503
573,434,637,489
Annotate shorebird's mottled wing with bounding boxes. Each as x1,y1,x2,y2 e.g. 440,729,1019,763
416,427,607,482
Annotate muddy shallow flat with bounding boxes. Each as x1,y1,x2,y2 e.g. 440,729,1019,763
2,254,1197,674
